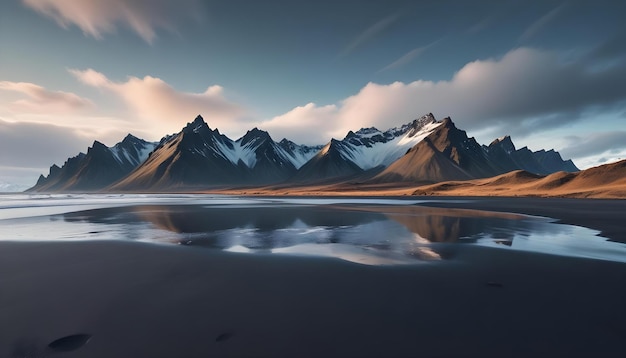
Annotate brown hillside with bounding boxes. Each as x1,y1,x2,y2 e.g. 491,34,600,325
412,159,626,198
373,138,473,183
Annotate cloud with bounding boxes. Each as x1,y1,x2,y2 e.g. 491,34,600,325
340,14,399,57
560,131,626,159
0,119,93,170
378,39,441,72
260,103,338,143
0,117,143,186
69,68,247,134
262,47,626,144
582,28,626,65
22,0,203,43
0,81,93,113
569,149,626,170
519,3,566,42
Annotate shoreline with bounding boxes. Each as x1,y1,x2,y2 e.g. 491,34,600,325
4,192,626,243
1,195,625,357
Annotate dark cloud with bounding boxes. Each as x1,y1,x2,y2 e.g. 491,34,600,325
434,47,626,136
0,119,92,170
581,28,626,65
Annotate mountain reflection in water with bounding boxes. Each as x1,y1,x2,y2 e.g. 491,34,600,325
57,203,624,265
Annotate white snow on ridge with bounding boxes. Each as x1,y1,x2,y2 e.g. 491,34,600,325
212,135,318,169
110,142,158,166
136,144,157,165
182,114,441,171
213,138,259,168
340,120,442,170
109,147,123,164
275,145,318,169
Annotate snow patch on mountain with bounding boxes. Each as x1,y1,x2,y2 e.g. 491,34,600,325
110,136,158,167
276,139,321,169
215,137,259,168
199,129,319,170
110,144,156,166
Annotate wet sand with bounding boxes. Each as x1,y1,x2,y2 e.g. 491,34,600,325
1,237,625,357
205,194,626,244
413,196,626,243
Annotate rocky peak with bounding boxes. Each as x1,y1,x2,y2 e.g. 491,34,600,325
354,127,381,136
385,113,436,137
120,133,142,145
89,140,109,153
240,127,272,146
489,135,516,154
183,115,209,134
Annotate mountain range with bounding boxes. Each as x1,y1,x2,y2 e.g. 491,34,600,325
28,113,578,192
32,134,157,192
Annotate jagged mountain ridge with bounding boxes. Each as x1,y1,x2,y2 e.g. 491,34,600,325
373,117,579,183
29,134,157,191
292,113,444,182
110,116,323,190
28,113,579,192
486,135,578,175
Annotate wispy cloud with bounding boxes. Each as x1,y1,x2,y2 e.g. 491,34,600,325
69,68,247,134
0,81,93,113
467,2,511,34
378,39,441,73
468,15,494,34
519,3,566,42
22,0,203,43
340,14,399,57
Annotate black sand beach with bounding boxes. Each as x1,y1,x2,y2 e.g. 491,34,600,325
1,197,625,357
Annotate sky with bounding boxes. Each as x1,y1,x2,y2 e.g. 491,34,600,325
1,0,626,190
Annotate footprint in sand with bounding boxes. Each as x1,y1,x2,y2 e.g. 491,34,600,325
47,334,92,352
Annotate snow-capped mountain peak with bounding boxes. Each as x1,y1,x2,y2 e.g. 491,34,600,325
386,113,437,137
239,128,271,144
173,119,319,171
353,127,384,138
331,114,443,170
29,113,579,192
